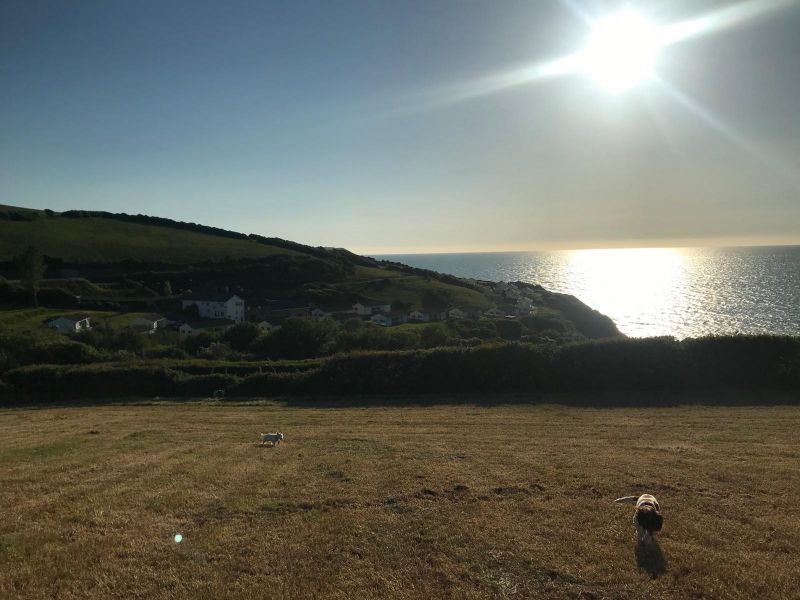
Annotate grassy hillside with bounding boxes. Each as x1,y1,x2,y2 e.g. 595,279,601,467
340,274,492,310
0,399,797,599
0,204,622,338
0,209,299,263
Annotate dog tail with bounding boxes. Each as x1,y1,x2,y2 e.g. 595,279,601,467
614,495,639,505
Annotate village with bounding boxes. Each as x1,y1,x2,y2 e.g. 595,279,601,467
42,279,544,336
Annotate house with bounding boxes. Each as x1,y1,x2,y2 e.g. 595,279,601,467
353,302,392,316
408,310,429,322
128,314,166,333
310,308,329,319
178,319,235,336
447,308,467,320
181,292,245,323
484,307,503,318
352,303,370,315
370,313,393,327
46,315,92,333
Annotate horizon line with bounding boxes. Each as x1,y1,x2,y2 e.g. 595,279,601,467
358,236,800,256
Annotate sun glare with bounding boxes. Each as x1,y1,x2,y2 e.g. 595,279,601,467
579,12,663,92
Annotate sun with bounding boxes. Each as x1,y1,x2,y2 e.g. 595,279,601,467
579,11,663,92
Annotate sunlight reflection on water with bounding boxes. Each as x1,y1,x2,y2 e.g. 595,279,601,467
377,246,800,338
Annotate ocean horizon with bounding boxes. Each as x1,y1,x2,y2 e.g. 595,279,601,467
375,245,800,339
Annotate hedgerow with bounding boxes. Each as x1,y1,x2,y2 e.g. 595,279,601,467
3,336,799,401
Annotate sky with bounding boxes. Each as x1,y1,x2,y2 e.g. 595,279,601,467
2,0,800,254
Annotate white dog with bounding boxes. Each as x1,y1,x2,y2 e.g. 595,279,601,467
259,432,284,447
615,494,663,545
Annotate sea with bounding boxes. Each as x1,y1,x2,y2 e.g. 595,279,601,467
374,246,800,339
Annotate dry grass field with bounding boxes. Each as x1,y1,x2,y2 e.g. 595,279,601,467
1,395,799,599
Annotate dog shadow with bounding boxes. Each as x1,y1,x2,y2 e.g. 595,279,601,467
635,540,667,578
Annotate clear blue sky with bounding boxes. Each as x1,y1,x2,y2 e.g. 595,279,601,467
2,0,800,253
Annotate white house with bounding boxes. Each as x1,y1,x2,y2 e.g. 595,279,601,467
178,319,235,336
352,303,370,315
182,292,245,323
370,313,393,327
484,307,503,318
448,308,467,320
408,310,429,322
128,314,166,333
46,315,92,334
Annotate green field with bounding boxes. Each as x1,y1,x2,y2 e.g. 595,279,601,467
0,216,299,263
1,396,797,599
340,274,491,309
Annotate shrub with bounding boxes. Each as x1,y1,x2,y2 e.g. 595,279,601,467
495,319,523,341
268,318,338,359
22,339,104,366
182,332,220,356
174,373,241,396
4,364,180,400
4,336,799,401
231,371,310,396
223,322,262,352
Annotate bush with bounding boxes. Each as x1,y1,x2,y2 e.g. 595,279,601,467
22,339,104,366
142,346,190,360
4,364,181,399
495,319,523,341
223,322,262,352
182,332,220,356
174,373,241,396
268,318,338,359
4,336,799,401
231,371,309,396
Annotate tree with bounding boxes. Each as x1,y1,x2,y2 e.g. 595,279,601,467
162,280,173,296
496,319,523,341
19,247,46,307
223,322,262,352
420,323,453,348
271,318,337,359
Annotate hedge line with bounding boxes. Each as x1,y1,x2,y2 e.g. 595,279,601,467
3,336,800,402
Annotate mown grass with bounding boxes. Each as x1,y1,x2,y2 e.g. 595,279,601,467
1,396,798,599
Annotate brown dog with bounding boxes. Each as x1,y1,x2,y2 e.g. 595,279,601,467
615,494,663,545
